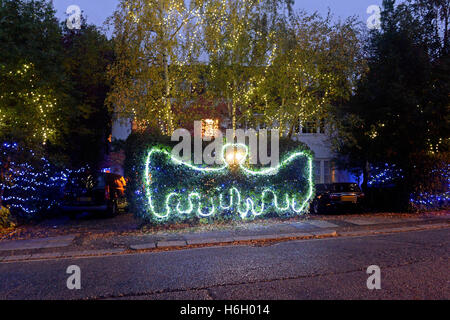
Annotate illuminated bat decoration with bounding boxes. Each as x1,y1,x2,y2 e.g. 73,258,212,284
144,144,314,221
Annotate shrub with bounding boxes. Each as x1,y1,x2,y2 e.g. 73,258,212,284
124,130,314,225
365,153,449,212
0,142,67,220
0,206,16,229
408,154,449,211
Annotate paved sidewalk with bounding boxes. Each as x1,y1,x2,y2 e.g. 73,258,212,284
0,213,448,263
0,235,76,252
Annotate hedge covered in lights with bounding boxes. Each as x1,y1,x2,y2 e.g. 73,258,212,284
409,164,449,210
124,130,315,225
367,161,449,211
0,142,83,219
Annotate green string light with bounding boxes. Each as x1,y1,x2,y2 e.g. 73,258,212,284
144,144,314,221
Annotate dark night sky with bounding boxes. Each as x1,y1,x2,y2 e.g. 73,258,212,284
53,0,387,28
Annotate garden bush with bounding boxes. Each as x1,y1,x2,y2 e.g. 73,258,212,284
0,142,68,221
365,154,449,212
124,129,314,225
0,205,15,229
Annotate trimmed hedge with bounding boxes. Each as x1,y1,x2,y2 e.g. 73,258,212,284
0,143,67,220
124,129,314,225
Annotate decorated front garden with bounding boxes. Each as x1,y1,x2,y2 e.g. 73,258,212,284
124,130,315,225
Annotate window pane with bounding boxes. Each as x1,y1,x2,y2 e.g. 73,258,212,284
319,119,325,134
202,119,219,138
302,120,317,134
314,160,321,183
324,161,331,184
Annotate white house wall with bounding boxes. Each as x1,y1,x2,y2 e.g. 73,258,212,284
294,132,356,184
111,118,132,141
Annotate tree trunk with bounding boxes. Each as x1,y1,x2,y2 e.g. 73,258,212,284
232,80,237,133
0,171,3,207
163,50,173,136
288,115,300,139
160,4,173,136
444,8,449,51
232,100,236,133
227,99,232,125
0,159,9,208
362,160,370,193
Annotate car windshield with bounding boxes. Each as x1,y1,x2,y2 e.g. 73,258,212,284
96,175,106,188
330,183,361,192
66,173,105,190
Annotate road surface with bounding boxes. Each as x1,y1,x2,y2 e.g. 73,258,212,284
0,228,448,300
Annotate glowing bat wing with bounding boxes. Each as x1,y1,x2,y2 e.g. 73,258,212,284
236,150,314,216
144,146,314,222
144,147,225,220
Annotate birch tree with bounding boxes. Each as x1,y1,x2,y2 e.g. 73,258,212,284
203,0,292,132
252,12,364,137
107,0,205,135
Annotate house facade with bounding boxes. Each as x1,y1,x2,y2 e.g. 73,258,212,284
292,123,356,185
110,116,357,185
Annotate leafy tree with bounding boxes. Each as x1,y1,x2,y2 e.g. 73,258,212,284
107,0,206,135
250,11,364,137
0,0,67,149
108,0,297,135
1,0,114,169
335,0,449,207
203,0,297,133
203,0,269,132
409,0,449,54
61,18,115,168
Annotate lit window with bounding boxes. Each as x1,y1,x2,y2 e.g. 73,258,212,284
202,119,219,138
302,120,318,134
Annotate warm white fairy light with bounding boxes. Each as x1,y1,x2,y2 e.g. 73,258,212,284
0,63,57,145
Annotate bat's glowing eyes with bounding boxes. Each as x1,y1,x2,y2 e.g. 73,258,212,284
223,143,248,166
235,150,245,162
225,150,245,165
225,152,235,164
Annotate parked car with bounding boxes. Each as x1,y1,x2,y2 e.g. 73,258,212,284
61,172,126,217
310,183,365,214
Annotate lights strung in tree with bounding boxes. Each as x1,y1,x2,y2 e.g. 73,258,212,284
0,63,58,145
144,143,314,222
368,163,404,187
121,0,207,134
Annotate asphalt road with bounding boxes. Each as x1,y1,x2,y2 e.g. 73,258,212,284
0,228,448,300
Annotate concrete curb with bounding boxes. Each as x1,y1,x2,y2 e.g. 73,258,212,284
152,231,333,249
2,254,32,262
157,240,187,248
0,223,448,263
61,249,125,258
130,243,156,250
336,223,449,237
418,223,449,229
311,230,338,237
186,237,234,245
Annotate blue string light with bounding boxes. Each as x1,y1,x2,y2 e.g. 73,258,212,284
0,143,86,216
